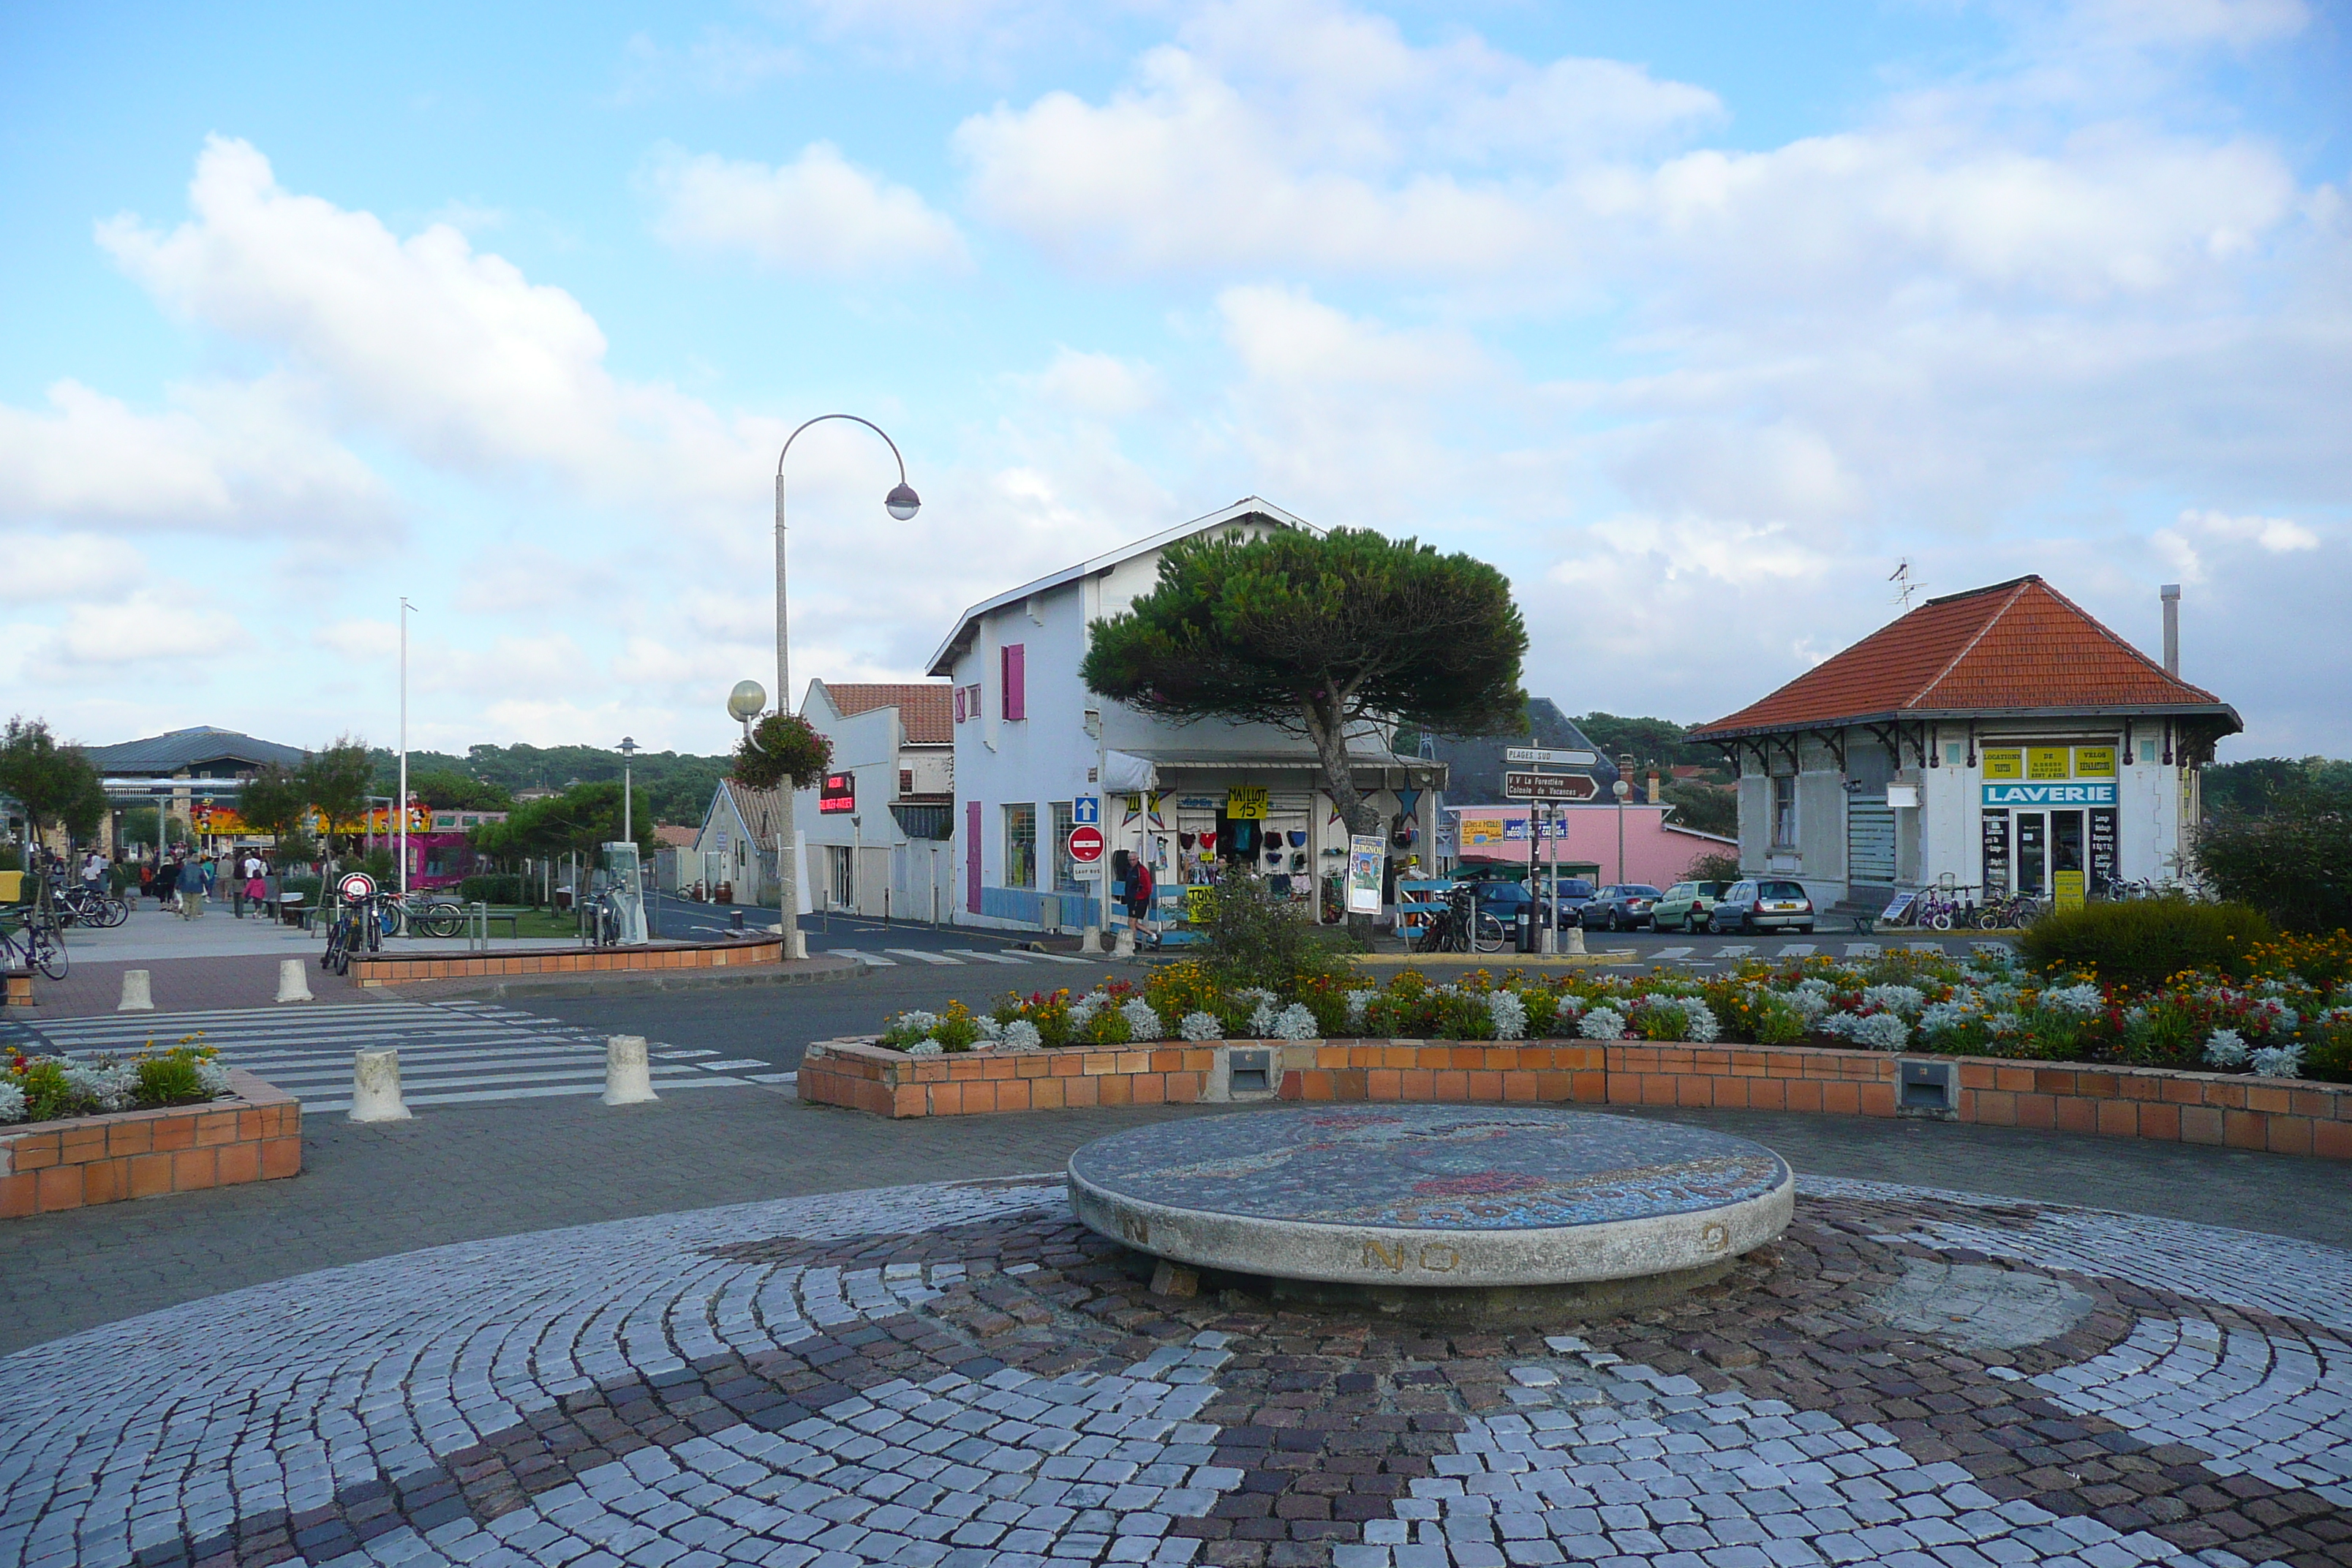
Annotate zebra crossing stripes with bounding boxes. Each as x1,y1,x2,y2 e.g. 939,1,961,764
1777,943,1817,957
1651,946,1695,961
943,948,1028,965
0,1001,761,1114
1713,944,1756,958
831,949,896,965
882,948,961,965
1846,942,1883,957
834,945,1100,968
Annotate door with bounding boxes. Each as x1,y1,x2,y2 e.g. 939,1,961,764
2016,813,2046,894
1847,799,1896,885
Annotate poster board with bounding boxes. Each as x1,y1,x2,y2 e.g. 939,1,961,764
2052,870,2086,913
1345,835,1386,915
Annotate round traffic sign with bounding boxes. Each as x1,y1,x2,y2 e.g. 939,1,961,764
339,871,377,901
1067,825,1105,864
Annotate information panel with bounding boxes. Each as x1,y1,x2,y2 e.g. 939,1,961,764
2089,807,2118,891
1980,809,2010,894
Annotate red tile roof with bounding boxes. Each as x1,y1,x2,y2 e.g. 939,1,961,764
1691,576,2236,739
814,682,954,745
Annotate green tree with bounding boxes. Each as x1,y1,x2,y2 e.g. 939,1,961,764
299,735,375,854
469,781,651,863
2194,784,2352,933
0,717,107,844
2202,757,2352,820
1661,780,1737,837
407,768,514,811
237,761,309,841
1082,526,1527,852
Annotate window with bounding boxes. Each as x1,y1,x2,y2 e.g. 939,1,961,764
1771,774,1798,847
826,845,854,908
899,768,914,796
1943,742,1963,766
1003,803,1037,889
954,687,968,723
1001,645,1027,720
2139,739,2158,764
1051,802,1080,892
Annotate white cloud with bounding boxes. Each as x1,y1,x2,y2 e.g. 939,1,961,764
2177,506,2320,552
47,592,252,668
644,142,968,274
2068,0,2309,51
1015,348,1161,418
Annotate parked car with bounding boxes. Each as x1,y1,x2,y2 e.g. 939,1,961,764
1523,874,1597,927
1583,883,1665,932
1706,879,1816,934
1650,881,1729,934
1459,876,1593,929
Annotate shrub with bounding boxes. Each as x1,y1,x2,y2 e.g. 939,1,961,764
2018,897,2272,990
1195,872,1350,994
460,873,528,907
2194,797,2352,932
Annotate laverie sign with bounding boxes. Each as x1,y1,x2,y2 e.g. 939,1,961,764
1982,781,2117,807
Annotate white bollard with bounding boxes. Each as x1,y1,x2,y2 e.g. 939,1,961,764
274,957,315,1004
1082,924,1103,954
602,1035,659,1106
118,969,154,1011
1564,926,1587,956
349,1048,412,1123
1113,926,1136,959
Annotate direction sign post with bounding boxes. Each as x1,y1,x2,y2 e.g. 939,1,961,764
1503,771,1598,802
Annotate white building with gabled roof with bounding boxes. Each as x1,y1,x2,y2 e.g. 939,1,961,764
926,497,1447,934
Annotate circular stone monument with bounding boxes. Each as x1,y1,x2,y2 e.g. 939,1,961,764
1068,1106,1794,1318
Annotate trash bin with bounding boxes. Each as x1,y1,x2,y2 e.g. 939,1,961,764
1516,907,1537,954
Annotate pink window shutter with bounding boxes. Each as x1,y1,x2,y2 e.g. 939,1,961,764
954,686,967,724
1002,644,1026,720
966,801,983,913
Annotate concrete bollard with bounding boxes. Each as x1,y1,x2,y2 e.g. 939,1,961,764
349,1049,412,1123
275,957,315,1004
1113,926,1136,959
118,969,154,1011
1082,924,1103,954
602,1035,659,1106
1564,926,1587,956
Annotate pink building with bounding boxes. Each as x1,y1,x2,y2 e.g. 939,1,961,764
1447,802,1733,886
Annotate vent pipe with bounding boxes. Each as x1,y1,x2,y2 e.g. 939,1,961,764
2160,584,2181,677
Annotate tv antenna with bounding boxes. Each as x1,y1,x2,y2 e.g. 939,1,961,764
1891,559,1922,612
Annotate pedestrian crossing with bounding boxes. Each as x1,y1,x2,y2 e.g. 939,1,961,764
0,1002,791,1115
1598,938,1991,968
829,946,1098,969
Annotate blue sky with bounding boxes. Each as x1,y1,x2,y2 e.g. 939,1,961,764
4,0,2346,760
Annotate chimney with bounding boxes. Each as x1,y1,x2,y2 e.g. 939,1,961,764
1647,770,1660,805
2160,584,2180,677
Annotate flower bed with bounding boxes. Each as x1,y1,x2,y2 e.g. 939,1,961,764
2,1036,232,1127
867,943,2352,1084
1,1067,301,1217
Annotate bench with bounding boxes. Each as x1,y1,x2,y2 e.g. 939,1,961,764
269,897,311,929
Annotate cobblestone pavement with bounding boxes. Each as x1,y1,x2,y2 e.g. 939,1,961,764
5,1169,2348,1568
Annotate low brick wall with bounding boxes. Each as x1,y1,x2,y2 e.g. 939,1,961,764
1,1068,301,1218
4,970,31,1008
350,937,783,987
800,1034,2352,1158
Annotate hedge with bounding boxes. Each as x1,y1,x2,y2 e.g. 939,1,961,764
2016,897,2274,990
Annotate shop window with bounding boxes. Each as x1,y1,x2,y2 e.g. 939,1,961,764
1771,774,1798,848
1944,742,1963,767
1051,802,1080,892
2139,739,2158,764
1003,803,1036,889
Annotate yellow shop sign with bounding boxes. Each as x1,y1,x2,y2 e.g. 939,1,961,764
1225,786,1269,820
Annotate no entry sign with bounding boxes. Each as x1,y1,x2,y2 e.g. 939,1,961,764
1067,825,1105,864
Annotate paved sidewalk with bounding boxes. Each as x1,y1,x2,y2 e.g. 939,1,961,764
4,1167,2347,1568
6,1089,2350,1357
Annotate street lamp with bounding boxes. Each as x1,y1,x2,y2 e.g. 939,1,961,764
1613,753,1635,886
617,736,639,848
769,415,920,960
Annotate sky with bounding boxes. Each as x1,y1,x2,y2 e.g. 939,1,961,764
2,0,2346,763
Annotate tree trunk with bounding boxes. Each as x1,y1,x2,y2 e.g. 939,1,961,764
1302,696,1382,946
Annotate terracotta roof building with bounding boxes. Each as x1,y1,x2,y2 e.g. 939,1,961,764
1688,578,2238,912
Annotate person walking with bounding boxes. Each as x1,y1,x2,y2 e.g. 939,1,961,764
154,853,179,910
178,853,206,919
81,849,105,893
243,853,267,921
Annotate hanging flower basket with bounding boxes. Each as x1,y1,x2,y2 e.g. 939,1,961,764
731,714,833,791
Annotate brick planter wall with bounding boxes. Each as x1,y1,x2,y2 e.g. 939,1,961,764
798,1035,2352,1158
349,937,783,988
1,1068,301,1218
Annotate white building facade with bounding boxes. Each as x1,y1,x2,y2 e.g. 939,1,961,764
927,498,1447,934
792,681,957,924
1689,577,2240,913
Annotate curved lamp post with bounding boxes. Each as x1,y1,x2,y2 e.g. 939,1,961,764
766,419,920,957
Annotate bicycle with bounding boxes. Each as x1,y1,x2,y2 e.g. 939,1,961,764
0,905,69,980
383,892,465,939
320,892,389,975
1414,884,1507,954
1973,892,2040,930
51,882,129,929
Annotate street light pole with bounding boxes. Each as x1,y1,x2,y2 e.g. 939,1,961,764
1613,754,1634,886
772,415,920,959
398,598,415,900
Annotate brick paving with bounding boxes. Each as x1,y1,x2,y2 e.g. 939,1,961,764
4,1163,2349,1568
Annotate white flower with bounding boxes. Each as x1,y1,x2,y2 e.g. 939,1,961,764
0,1081,23,1123
1681,999,1720,1044
905,1039,945,1058
1120,998,1166,1041
1248,1000,1281,1037
1066,992,1107,1029
195,1061,230,1096
1578,1006,1625,1041
1179,1011,1225,1041
1271,1004,1319,1041
1784,988,1832,1024
2038,983,2103,1017
2250,1044,2304,1079
1553,992,1590,1017
973,1015,1004,1041
1488,990,1529,1041
1003,1021,1044,1052
1918,1001,1974,1039
1821,1011,1910,1051
1860,984,1927,1018
1343,989,1377,1030
2203,1028,2248,1068
64,1061,134,1112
